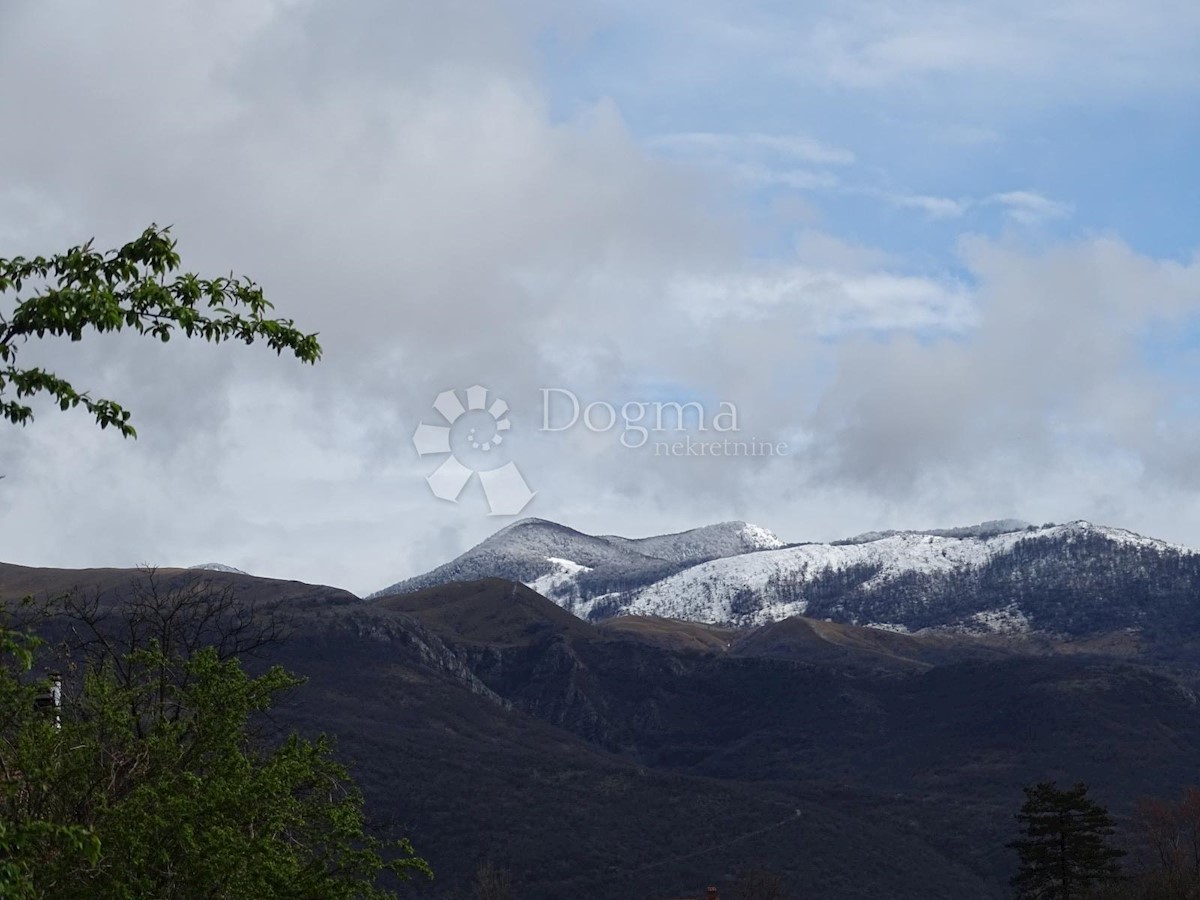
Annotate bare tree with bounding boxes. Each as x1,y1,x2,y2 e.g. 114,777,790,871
49,567,290,733
1127,787,1200,899
473,860,516,900
61,567,284,659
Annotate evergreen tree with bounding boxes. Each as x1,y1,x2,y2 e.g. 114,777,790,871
1009,781,1125,899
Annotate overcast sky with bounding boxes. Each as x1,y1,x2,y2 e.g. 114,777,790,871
2,0,1200,595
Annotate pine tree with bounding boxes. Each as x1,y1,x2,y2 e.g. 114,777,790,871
1009,781,1126,899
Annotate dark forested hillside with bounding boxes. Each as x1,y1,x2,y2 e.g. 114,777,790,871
6,564,1200,898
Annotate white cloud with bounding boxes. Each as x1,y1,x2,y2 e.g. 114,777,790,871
650,131,856,166
732,163,841,191
0,0,729,590
732,0,1200,96
648,131,851,193
884,192,969,219
1,0,1199,595
810,235,1200,498
646,127,1058,228
670,264,975,337
987,190,1073,225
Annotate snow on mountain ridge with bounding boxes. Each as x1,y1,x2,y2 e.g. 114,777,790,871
375,517,1200,638
188,562,249,575
602,520,785,564
1060,519,1199,555
371,517,779,599
840,518,1032,545
739,522,787,550
527,557,593,599
617,520,1200,628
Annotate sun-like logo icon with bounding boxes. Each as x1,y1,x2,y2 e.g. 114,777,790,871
412,385,535,516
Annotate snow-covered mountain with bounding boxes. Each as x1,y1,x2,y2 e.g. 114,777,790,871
617,520,1197,629
837,518,1034,545
370,518,785,600
601,521,784,563
377,517,1200,638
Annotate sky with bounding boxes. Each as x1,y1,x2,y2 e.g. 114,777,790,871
1,0,1200,595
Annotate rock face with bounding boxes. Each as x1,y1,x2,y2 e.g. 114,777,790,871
381,518,1200,638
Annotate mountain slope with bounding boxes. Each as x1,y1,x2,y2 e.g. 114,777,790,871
373,578,593,646
2,563,1028,899
601,520,785,563
623,520,1200,636
368,577,1200,897
188,562,250,575
10,562,1200,897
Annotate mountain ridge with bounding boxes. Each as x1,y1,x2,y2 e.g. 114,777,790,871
376,517,1200,640
370,517,785,600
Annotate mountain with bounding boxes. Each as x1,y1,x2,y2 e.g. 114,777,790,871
838,518,1033,544
373,577,592,646
384,518,1200,639
623,520,1200,637
370,517,785,605
10,563,1200,898
600,520,785,563
276,578,1200,899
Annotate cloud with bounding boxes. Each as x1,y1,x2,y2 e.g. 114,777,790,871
1,0,1199,596
809,236,1200,505
868,189,1068,224
669,264,974,337
0,0,729,590
986,190,1073,225
732,163,841,191
648,131,851,193
884,192,969,219
650,131,856,166
720,0,1200,96
645,127,1056,229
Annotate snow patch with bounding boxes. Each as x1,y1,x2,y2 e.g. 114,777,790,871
188,562,248,575
965,605,1031,635
526,557,593,598
740,522,787,551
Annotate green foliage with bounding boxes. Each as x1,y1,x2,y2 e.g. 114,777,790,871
0,616,430,898
0,225,321,437
1010,781,1126,899
0,624,100,898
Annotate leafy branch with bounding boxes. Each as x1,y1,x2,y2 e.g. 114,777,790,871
0,225,321,437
